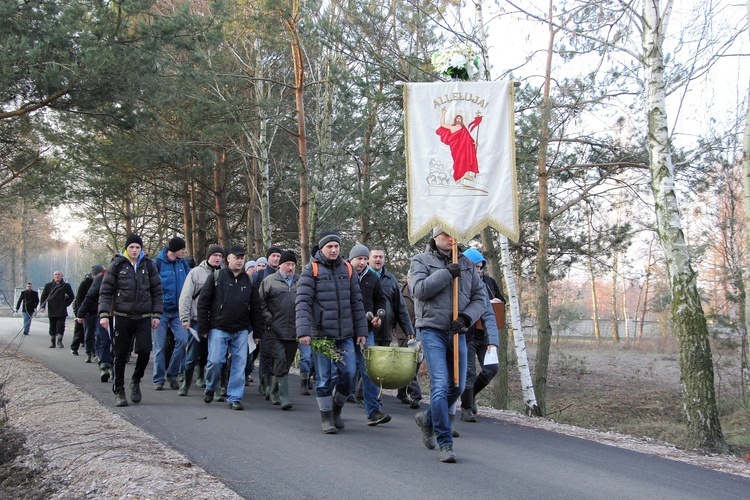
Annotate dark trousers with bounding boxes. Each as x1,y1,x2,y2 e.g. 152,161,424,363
268,336,298,377
70,320,85,351
465,332,499,394
258,336,273,377
82,315,96,355
48,316,66,338
112,317,152,391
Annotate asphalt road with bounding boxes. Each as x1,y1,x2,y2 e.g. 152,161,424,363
2,317,749,499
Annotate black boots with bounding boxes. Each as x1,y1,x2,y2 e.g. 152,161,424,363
300,372,311,395
56,335,64,348
130,379,142,403
115,389,128,407
278,376,292,410
332,401,345,430
461,391,477,422
179,368,193,396
49,337,56,348
320,411,337,434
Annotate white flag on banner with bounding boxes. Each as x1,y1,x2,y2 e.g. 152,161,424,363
404,81,518,243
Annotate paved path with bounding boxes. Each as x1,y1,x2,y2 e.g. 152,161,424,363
2,317,749,499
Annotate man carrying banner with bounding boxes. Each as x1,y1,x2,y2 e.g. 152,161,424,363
409,227,486,463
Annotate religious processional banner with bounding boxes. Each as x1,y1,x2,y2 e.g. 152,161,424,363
404,80,518,244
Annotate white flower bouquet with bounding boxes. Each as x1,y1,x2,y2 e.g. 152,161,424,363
431,44,483,81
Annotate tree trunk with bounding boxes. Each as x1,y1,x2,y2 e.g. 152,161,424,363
533,0,556,416
643,0,726,452
586,204,601,342
181,180,192,257
611,251,620,343
213,152,230,248
741,0,750,403
284,2,310,263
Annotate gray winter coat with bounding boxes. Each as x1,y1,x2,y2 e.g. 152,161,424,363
295,250,367,340
409,240,486,333
259,270,299,341
179,260,217,324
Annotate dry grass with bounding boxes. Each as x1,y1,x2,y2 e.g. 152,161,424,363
487,337,750,459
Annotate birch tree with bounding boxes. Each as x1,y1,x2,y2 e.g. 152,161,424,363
642,0,726,451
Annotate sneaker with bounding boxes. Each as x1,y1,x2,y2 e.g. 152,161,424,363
85,354,93,363
410,399,421,410
461,408,477,423
114,390,128,407
415,412,437,450
245,375,252,387
397,396,412,405
203,389,214,404
130,380,142,403
367,411,392,426
168,378,180,390
228,401,244,410
71,350,79,356
154,382,164,391
438,445,456,463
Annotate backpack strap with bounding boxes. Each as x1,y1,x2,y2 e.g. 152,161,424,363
311,260,352,278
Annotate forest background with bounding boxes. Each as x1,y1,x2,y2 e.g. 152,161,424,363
1,0,749,456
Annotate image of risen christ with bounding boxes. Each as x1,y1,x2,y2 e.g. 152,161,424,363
436,107,482,183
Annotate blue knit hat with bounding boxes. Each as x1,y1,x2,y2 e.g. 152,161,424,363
463,248,486,269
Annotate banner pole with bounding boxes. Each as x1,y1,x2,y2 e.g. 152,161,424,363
452,241,459,386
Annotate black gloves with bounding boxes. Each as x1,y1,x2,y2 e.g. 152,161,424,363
447,263,461,278
449,316,468,334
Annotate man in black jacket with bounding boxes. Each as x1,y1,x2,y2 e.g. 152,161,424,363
296,231,367,434
77,266,113,380
39,271,75,348
70,269,97,357
198,245,264,411
348,243,390,426
98,234,163,407
16,282,40,335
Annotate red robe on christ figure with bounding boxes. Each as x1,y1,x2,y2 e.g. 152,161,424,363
436,109,481,182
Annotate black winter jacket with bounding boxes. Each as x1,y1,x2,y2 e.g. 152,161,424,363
16,290,40,314
73,274,93,316
197,268,264,336
98,253,164,319
373,267,415,342
356,268,386,333
295,250,367,340
77,273,104,318
259,270,299,341
40,280,75,318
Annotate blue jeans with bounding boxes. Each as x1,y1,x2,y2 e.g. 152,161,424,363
82,315,97,355
205,329,248,403
22,311,32,333
152,311,188,383
298,343,313,373
95,321,113,365
313,337,356,398
420,328,467,449
354,332,381,418
184,321,207,373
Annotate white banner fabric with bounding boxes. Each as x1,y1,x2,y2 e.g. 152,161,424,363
404,81,518,243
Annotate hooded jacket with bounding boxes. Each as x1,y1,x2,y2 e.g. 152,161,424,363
179,260,219,324
408,238,486,333
154,247,191,312
98,252,164,319
295,247,367,340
